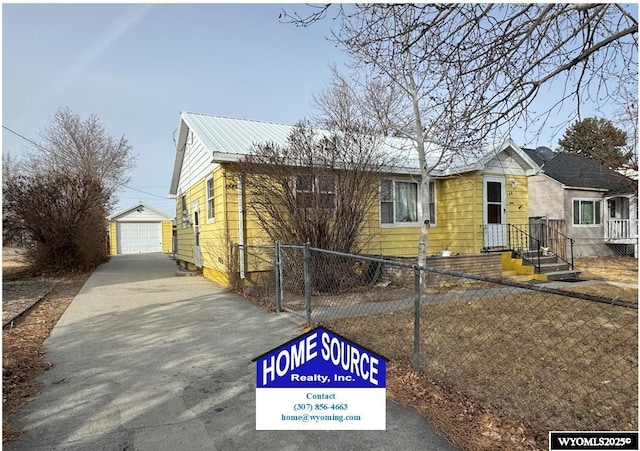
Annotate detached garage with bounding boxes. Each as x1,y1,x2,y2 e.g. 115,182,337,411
108,203,173,255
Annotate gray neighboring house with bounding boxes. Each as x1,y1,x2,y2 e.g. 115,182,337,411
524,147,638,258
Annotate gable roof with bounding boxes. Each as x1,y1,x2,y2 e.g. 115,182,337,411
522,148,636,195
170,111,540,194
108,202,172,221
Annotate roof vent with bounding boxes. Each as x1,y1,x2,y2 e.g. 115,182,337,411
535,146,555,162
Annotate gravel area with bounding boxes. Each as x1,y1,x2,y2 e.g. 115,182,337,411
3,279,55,327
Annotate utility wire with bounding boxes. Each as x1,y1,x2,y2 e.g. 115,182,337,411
124,185,171,199
4,125,172,201
2,125,51,153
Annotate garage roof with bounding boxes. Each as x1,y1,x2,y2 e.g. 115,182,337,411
108,202,172,221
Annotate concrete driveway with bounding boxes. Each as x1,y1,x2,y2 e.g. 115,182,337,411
6,253,455,451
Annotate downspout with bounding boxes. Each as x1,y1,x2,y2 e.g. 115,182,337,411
238,175,246,279
473,175,479,252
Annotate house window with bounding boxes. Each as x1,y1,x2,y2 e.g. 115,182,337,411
295,174,336,209
428,180,436,225
573,199,601,225
206,176,215,222
181,195,189,228
380,179,435,225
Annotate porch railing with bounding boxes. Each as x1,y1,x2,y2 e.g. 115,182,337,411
605,219,636,240
483,222,575,273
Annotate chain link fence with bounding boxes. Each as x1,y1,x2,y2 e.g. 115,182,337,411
235,243,637,439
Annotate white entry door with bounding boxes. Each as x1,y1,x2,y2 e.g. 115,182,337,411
483,176,506,248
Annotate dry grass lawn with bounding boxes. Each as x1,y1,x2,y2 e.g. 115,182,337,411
575,256,638,284
320,259,638,450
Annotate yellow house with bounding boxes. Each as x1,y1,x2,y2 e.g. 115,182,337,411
169,112,540,286
107,202,173,255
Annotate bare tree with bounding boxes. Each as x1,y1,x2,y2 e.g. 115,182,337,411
229,115,395,293
5,108,135,271
614,86,638,170
282,3,638,265
27,107,136,207
229,76,396,257
231,120,393,254
2,152,25,246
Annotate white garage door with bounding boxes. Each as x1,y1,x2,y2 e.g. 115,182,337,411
116,222,162,254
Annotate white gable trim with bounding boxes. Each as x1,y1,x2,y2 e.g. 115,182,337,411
109,202,172,221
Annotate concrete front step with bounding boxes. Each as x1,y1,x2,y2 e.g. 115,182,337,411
503,252,580,282
519,256,562,266
531,262,570,272
543,270,583,282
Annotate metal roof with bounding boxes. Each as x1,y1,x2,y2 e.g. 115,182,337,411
169,111,539,194
182,112,294,156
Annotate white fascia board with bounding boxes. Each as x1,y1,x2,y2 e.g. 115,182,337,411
169,117,190,195
211,152,243,163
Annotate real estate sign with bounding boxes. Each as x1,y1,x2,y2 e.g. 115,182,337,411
253,326,387,430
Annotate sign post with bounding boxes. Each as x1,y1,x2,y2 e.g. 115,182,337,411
253,326,387,430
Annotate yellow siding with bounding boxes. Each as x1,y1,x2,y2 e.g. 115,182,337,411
362,175,484,257
108,221,117,255
161,220,173,253
175,166,239,281
362,172,529,257
433,175,483,255
175,164,530,283
505,175,529,226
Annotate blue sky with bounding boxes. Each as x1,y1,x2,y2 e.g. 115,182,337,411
3,4,636,217
3,3,347,216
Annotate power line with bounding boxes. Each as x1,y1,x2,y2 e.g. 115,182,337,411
2,125,50,153
4,125,173,199
124,185,171,199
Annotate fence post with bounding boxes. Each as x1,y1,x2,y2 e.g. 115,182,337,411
413,267,421,371
303,242,312,324
274,241,281,313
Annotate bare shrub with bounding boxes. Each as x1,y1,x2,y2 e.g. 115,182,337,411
4,172,108,272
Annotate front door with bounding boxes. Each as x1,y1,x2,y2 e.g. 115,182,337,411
483,176,506,248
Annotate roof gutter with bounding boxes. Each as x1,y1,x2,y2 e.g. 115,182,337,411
212,152,243,163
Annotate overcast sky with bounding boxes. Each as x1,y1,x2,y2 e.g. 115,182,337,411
3,4,635,216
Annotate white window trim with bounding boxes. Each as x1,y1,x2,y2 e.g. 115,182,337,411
206,176,215,224
573,198,602,227
379,178,434,228
427,180,436,227
181,194,190,228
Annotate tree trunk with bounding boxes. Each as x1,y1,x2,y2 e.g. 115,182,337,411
406,49,431,267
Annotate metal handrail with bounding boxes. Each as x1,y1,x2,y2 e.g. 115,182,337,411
504,222,574,271
539,222,574,270
507,223,542,273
